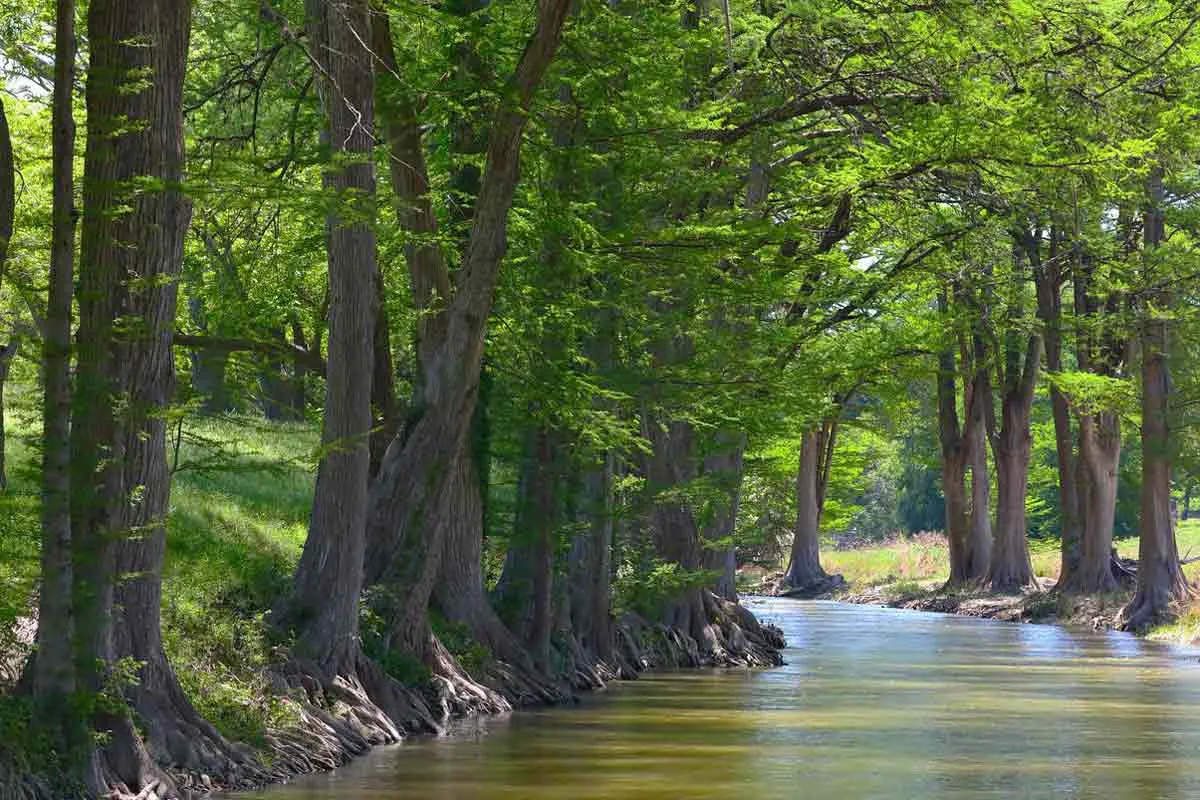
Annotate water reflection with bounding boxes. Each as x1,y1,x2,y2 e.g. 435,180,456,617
241,600,1200,800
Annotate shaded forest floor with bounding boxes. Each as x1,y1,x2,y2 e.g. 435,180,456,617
749,527,1200,644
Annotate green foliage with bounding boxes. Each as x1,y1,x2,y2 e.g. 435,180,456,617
431,613,492,676
613,559,718,619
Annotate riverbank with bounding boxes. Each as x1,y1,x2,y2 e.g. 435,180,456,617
0,407,784,799
750,529,1200,644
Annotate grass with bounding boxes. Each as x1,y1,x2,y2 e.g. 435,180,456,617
817,519,1200,596
0,389,320,746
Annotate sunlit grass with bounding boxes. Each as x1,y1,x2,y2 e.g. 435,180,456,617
0,389,318,742
820,533,949,591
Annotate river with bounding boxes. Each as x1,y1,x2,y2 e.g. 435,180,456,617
243,599,1200,799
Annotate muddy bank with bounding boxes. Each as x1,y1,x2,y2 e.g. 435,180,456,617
834,579,1139,631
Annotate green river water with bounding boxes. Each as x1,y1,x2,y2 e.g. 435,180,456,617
243,599,1200,799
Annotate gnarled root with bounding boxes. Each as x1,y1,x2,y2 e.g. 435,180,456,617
421,634,510,719
86,654,270,799
616,591,785,673
265,649,434,780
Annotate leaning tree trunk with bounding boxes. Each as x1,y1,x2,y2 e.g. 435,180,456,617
1122,167,1190,628
785,429,831,590
281,0,377,676
364,0,573,660
986,334,1040,593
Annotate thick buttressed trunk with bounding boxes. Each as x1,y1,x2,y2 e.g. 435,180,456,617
72,0,262,793
987,330,1040,593
786,428,830,590
937,289,990,585
431,446,547,706
1059,259,1123,594
282,0,377,675
1122,169,1191,628
1031,233,1082,588
700,431,745,600
569,452,616,664
645,417,709,646
364,0,572,660
496,427,560,672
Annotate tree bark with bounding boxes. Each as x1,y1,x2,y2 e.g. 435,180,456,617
645,415,709,643
282,0,377,675
369,272,399,478
987,332,1040,593
700,430,745,600
570,451,615,663
72,0,259,792
364,0,573,661
31,0,78,745
935,300,970,584
965,359,993,579
0,95,16,493
1031,234,1081,587
786,429,831,589
1059,259,1124,594
1122,166,1191,627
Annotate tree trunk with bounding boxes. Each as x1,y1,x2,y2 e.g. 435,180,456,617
1122,167,1190,627
645,416,709,643
364,0,572,660
786,429,830,589
432,444,546,680
31,0,78,744
570,452,615,663
494,427,560,670
0,95,15,493
1032,236,1081,587
1059,258,1124,594
700,431,745,600
935,312,970,584
1071,411,1121,593
281,0,377,675
185,295,232,413
986,334,1040,593
72,0,260,792
965,364,993,579
258,328,290,421
369,272,399,478
290,316,309,418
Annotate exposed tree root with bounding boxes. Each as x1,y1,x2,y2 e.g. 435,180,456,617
10,595,783,799
615,590,785,673
422,634,510,719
